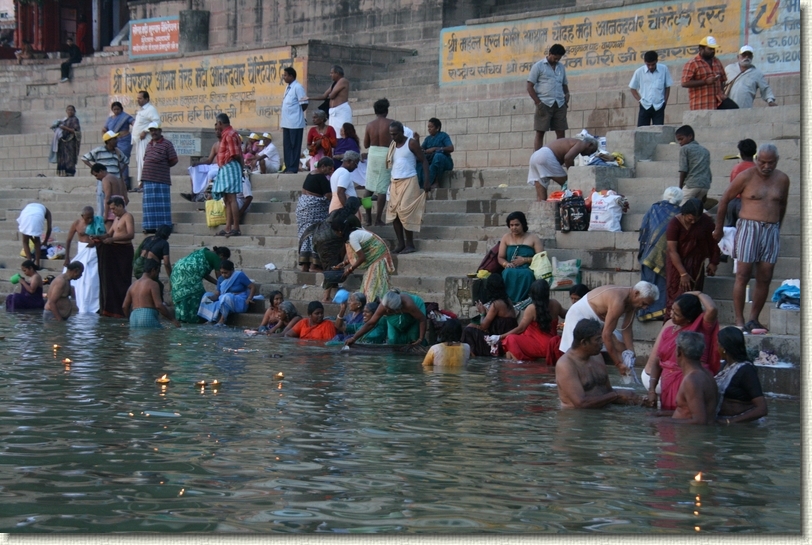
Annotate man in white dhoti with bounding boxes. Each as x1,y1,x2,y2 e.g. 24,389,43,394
17,202,52,269
527,136,598,201
63,206,100,314
131,90,161,191
305,65,352,133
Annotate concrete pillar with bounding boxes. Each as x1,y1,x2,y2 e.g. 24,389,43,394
179,10,210,54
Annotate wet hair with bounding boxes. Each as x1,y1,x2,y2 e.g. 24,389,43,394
662,186,683,205
21,259,36,270
351,292,367,308
675,125,695,139
381,290,403,310
220,259,235,271
155,224,172,240
438,319,463,343
568,284,590,299
677,331,705,361
283,66,296,79
389,120,404,134
268,290,283,306
373,98,390,115
530,279,553,332
680,198,704,217
317,157,335,169
313,110,328,122
216,113,230,125
91,163,108,174
634,281,659,301
718,326,750,363
279,301,299,319
107,195,125,207
142,258,160,274
365,301,380,316
343,150,361,163
758,142,779,159
111,101,123,111
213,246,230,259
506,211,529,232
138,91,150,100
428,117,442,130
81,206,94,215
485,272,511,306
332,65,344,76
674,293,703,323
643,50,658,63
67,261,84,272
307,301,324,315
549,43,566,55
572,318,602,347
737,138,757,160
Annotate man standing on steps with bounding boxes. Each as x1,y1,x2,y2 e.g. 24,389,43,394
212,113,244,237
629,50,672,126
724,45,777,109
713,143,789,333
82,131,128,213
364,98,394,226
526,136,598,201
681,36,737,111
131,91,161,191
280,67,308,174
306,65,352,133
386,121,429,255
90,163,128,229
527,43,570,151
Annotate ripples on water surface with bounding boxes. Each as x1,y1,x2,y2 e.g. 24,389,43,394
0,313,801,533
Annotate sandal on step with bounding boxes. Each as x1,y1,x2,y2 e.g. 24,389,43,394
228,229,241,237
215,229,228,236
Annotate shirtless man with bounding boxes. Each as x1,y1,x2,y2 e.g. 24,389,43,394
63,206,95,266
92,196,135,318
123,258,180,328
44,262,84,321
713,142,790,332
305,65,351,132
556,318,643,408
559,281,658,375
527,136,599,201
364,98,395,226
659,331,718,424
90,163,129,226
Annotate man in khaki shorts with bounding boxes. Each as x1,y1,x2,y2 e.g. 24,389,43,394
527,43,570,151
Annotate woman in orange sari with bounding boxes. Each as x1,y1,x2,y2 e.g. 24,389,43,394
306,110,337,171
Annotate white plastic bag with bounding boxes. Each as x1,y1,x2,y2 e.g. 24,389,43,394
588,191,623,232
550,257,581,290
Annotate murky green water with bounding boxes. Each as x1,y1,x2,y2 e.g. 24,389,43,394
0,312,801,533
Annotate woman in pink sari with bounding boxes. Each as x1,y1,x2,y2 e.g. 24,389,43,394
642,291,720,410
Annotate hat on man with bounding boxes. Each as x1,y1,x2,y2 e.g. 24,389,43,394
699,36,718,48
103,130,119,142
262,132,272,141
248,132,260,140
739,45,754,55
147,121,161,130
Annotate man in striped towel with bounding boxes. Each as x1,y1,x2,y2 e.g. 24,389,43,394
212,113,245,237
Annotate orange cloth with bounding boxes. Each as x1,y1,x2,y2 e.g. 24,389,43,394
292,318,337,340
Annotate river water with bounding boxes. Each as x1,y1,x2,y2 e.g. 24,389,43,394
0,313,801,533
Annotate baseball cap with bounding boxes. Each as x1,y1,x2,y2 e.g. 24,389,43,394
102,130,119,142
739,45,754,55
147,121,161,130
699,36,718,48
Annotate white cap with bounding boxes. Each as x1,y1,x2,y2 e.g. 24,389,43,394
147,121,161,130
739,45,754,55
102,130,119,142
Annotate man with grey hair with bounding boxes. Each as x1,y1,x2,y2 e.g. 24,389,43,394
527,136,598,201
723,45,777,109
559,282,659,376
386,121,430,254
661,331,717,424
329,150,362,214
306,64,351,132
713,142,789,332
345,290,427,347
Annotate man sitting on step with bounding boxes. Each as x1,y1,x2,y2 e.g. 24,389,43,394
527,136,598,201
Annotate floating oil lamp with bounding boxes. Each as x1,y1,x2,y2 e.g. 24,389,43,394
195,380,207,387
155,374,171,384
53,344,60,350
689,472,710,493
274,372,284,380
62,358,72,364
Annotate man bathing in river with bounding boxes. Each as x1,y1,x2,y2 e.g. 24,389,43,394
658,331,718,424
123,258,180,328
44,262,84,321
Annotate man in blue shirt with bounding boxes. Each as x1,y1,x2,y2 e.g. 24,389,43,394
629,51,673,126
280,66,308,173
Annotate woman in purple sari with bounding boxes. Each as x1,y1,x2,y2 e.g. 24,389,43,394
103,101,135,188
332,123,361,169
5,260,45,311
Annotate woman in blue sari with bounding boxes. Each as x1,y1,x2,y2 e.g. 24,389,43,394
104,101,135,189
332,123,361,169
417,117,454,189
498,211,544,304
198,259,257,326
637,187,682,321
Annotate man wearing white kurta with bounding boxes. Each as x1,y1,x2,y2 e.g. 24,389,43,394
131,90,161,190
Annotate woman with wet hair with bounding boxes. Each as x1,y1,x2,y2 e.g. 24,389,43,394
715,326,767,424
285,301,337,340
461,273,518,357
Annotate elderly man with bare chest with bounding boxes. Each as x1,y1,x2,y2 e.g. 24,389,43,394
714,143,790,332
92,196,135,318
527,136,598,201
658,331,718,424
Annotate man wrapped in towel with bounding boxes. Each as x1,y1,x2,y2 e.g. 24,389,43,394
197,259,256,325
93,196,134,318
62,206,103,314
212,113,244,237
141,122,178,232
385,121,430,255
17,203,52,269
364,98,395,226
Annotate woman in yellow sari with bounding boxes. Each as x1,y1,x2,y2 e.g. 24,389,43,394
333,215,395,302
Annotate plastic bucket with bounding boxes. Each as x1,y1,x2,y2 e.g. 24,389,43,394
361,196,373,210
9,273,20,284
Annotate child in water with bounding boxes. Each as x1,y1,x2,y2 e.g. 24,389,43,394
422,319,470,368
256,290,284,333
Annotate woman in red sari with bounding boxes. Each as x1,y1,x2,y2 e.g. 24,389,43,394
501,279,566,362
642,291,719,410
665,198,720,320
307,110,337,171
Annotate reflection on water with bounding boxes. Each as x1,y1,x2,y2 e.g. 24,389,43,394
0,312,801,532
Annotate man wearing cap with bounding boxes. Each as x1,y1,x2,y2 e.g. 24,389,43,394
250,132,281,174
82,130,129,216
131,90,161,191
724,45,777,109
213,113,244,237
629,51,672,126
141,122,178,234
681,36,737,110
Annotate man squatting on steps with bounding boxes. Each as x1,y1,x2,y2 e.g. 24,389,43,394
527,136,598,201
385,121,429,255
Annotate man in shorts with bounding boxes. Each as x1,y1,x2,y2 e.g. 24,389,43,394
527,43,570,151
713,142,789,332
527,136,597,201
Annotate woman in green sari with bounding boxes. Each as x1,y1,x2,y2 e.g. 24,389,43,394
343,301,387,344
170,246,230,323
345,290,427,346
498,211,544,303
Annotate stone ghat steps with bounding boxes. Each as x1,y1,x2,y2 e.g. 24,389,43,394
632,157,801,181
653,139,800,163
